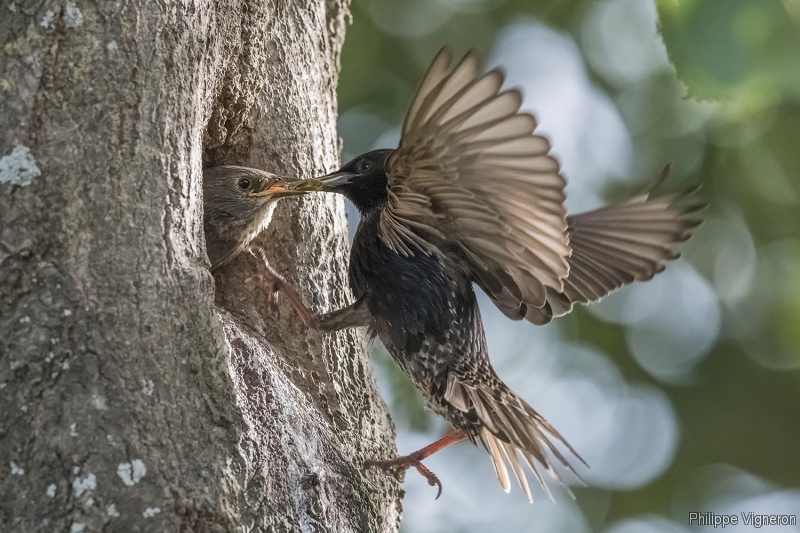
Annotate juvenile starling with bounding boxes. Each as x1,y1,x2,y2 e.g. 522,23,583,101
203,165,312,323
287,48,704,500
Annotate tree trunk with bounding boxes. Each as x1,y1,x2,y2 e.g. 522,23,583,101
0,1,400,532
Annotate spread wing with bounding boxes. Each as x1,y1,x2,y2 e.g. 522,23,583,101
533,166,706,325
381,47,571,313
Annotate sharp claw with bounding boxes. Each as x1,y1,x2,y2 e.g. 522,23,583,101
411,459,442,499
364,456,443,499
429,474,443,500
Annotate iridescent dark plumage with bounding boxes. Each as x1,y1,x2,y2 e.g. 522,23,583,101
289,47,705,500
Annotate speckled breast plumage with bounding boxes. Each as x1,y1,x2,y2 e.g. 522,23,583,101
348,210,486,437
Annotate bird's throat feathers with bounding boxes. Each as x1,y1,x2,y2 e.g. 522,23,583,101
245,201,278,244
348,173,389,214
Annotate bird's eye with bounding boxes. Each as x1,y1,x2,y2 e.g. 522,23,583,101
238,178,251,190
357,159,373,174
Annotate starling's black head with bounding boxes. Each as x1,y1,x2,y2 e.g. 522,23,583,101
299,149,392,214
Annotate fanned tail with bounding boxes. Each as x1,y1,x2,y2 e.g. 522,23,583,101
446,374,586,502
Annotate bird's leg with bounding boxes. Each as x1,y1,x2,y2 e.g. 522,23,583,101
313,295,371,333
365,428,468,499
245,249,370,331
246,247,314,326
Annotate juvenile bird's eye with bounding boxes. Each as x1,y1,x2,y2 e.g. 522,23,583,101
238,178,251,190
357,159,373,173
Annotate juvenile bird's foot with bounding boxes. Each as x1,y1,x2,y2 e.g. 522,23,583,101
365,453,443,499
247,248,315,326
365,428,467,500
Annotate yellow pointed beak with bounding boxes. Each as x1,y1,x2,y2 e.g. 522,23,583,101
249,178,318,198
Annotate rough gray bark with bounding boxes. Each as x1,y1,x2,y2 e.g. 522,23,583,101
0,1,401,532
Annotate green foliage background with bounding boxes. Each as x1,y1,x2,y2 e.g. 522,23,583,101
336,0,800,530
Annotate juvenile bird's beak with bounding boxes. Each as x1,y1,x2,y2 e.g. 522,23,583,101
250,179,310,198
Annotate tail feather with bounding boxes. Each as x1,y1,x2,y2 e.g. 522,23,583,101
481,429,511,494
500,439,534,503
522,454,556,503
447,374,585,502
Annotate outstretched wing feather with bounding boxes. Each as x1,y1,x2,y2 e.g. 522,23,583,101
384,48,571,312
537,172,706,322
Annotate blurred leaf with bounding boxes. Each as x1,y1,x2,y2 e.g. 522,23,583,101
657,0,800,104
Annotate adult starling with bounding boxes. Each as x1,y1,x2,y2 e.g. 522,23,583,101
203,165,312,323
286,48,704,501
